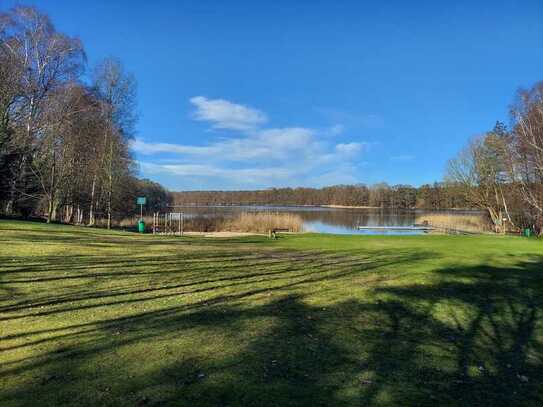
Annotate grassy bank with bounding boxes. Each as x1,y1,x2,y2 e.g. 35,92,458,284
0,220,541,406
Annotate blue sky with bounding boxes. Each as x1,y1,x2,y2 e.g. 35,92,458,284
4,0,543,190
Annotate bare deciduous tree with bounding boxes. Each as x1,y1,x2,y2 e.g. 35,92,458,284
510,82,543,233
1,6,148,226
446,124,513,232
0,6,85,215
92,58,137,228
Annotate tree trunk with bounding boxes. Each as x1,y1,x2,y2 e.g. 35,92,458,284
89,174,96,226
106,137,114,230
46,150,57,223
47,197,54,223
106,164,113,229
107,181,112,229
64,205,73,223
486,206,501,233
51,201,58,222
5,154,26,215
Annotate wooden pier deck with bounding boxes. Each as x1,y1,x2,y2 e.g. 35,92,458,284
357,225,434,231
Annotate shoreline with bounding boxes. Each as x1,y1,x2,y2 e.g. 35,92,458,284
182,231,303,238
320,204,380,209
182,231,263,238
171,203,481,211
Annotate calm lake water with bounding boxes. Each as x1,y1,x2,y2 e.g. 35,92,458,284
174,205,474,235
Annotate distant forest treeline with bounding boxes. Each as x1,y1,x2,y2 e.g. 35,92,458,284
171,183,471,209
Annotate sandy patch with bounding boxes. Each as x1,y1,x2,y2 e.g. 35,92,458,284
182,231,265,238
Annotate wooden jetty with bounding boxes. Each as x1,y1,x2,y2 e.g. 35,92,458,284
357,225,434,231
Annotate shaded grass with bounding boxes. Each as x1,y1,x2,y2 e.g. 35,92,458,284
0,220,542,406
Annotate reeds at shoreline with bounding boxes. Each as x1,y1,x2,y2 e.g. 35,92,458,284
223,212,303,233
415,213,491,234
119,212,303,233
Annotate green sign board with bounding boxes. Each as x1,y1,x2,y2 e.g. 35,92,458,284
136,197,146,205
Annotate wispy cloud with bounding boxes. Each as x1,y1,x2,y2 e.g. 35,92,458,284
335,142,364,156
139,160,361,188
132,127,319,161
134,97,368,189
131,139,217,156
139,162,298,185
190,96,267,131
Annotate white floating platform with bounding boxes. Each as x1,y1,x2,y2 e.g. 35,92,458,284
357,225,434,231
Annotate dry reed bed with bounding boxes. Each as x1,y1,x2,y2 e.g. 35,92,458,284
119,212,304,233
222,212,303,233
416,213,491,234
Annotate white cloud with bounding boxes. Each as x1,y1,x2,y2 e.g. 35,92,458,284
134,97,369,189
130,139,217,156
335,142,364,156
139,159,363,188
132,127,317,161
141,162,294,179
190,96,268,131
139,161,299,186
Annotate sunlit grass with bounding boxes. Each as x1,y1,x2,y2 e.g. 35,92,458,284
0,220,541,406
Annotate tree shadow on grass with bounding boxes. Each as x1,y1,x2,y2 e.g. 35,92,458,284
355,259,543,406
0,252,542,406
0,225,273,248
0,248,425,321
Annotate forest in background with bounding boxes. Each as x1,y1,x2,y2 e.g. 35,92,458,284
171,183,469,210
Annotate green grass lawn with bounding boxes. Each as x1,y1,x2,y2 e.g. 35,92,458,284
0,220,542,406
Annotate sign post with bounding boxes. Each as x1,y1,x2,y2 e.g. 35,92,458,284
136,197,146,219
136,197,146,233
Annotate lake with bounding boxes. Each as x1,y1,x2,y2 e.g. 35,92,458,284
173,205,476,235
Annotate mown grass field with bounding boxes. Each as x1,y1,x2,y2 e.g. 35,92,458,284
0,220,542,406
